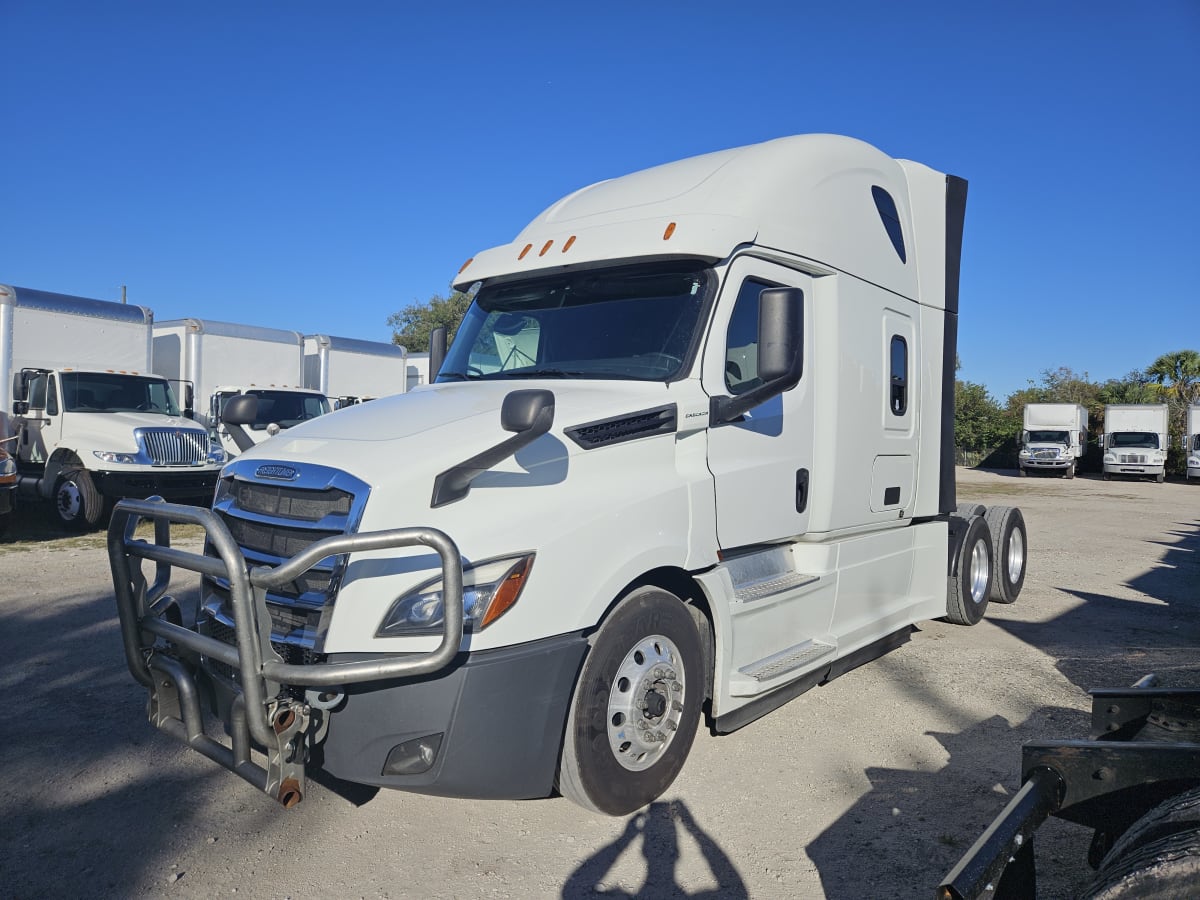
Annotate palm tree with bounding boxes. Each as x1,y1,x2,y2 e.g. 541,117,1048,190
1146,350,1200,439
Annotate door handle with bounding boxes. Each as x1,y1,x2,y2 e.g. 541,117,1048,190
796,468,809,514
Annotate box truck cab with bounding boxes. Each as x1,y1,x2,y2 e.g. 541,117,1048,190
109,135,1029,815
153,319,332,458
1018,403,1087,478
1186,405,1200,481
1,285,224,529
1102,404,1168,482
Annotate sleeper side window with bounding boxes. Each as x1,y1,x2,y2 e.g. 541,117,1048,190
873,186,907,263
890,335,908,416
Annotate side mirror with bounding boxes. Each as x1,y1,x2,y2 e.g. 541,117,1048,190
184,383,195,416
12,401,29,416
710,287,803,425
430,326,447,381
431,389,555,507
220,394,258,453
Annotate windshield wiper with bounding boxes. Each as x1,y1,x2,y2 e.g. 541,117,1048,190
500,368,587,379
438,371,478,381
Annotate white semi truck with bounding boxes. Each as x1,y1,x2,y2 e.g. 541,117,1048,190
153,318,332,458
108,134,1029,815
1018,403,1088,478
0,284,224,528
1101,404,1169,482
1186,405,1200,481
302,334,408,409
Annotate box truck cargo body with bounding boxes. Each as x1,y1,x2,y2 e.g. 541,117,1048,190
153,318,331,457
1,285,223,528
109,134,1029,815
1018,403,1087,478
302,334,408,408
1187,405,1200,481
1102,404,1168,482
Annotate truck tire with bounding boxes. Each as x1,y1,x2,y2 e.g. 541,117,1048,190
1156,472,1165,483
956,503,986,519
557,587,703,815
1018,466,1028,477
984,506,1026,604
54,468,103,530
1084,814,1200,898
1090,787,1200,879
944,514,993,626
1065,461,1075,479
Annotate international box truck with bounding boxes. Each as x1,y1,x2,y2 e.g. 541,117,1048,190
0,284,224,529
152,318,331,458
302,334,408,409
1101,404,1169,482
1018,403,1088,478
109,134,1028,815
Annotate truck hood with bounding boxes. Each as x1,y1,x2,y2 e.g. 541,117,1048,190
255,378,689,465
66,412,207,454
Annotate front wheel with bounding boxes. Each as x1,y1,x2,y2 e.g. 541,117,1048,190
54,468,104,530
557,587,704,815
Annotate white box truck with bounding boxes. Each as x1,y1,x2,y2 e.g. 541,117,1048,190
1102,404,1169,482
1,284,224,528
153,318,332,458
302,334,408,409
109,134,1029,815
1186,405,1200,481
1018,403,1088,478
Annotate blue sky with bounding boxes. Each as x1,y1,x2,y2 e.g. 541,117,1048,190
3,1,1196,403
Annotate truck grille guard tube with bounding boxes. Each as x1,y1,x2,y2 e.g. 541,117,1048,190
107,496,464,807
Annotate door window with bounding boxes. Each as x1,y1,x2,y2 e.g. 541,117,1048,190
724,278,779,396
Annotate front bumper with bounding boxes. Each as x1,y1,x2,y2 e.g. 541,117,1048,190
1020,458,1070,470
108,498,470,807
94,467,220,501
1103,462,1165,476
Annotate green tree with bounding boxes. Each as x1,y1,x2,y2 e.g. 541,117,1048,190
1146,349,1200,432
955,380,1008,451
388,289,474,353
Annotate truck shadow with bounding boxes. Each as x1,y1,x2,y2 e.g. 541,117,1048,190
993,517,1200,693
562,800,748,899
805,712,1097,899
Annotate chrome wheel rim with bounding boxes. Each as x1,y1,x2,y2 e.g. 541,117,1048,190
606,634,686,772
969,539,990,605
57,481,82,520
1006,528,1025,586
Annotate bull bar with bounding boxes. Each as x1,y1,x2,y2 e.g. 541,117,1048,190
107,496,464,807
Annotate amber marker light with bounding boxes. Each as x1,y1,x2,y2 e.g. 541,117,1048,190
562,235,576,252
457,257,474,275
480,556,535,629
663,222,677,240
538,240,554,257
518,243,533,260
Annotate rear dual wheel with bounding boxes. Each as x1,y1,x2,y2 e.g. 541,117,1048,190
945,514,994,626
984,506,1026,604
557,587,703,815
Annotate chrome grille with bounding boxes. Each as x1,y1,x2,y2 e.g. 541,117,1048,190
1118,453,1148,464
202,460,370,658
140,427,209,465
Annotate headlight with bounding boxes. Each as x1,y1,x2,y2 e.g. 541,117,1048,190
377,554,535,636
93,450,139,464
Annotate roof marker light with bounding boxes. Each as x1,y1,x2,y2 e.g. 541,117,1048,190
663,222,677,241
457,257,474,275
562,235,576,253
518,243,533,260
538,240,554,257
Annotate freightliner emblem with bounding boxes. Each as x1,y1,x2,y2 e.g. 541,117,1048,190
255,464,300,481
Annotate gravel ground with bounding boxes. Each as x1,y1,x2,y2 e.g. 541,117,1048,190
1,468,1197,899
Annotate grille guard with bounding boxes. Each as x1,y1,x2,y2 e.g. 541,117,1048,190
107,496,464,806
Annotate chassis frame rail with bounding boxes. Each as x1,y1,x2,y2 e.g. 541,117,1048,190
108,496,464,806
937,675,1200,899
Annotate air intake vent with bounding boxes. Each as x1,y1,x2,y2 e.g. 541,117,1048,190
565,404,677,449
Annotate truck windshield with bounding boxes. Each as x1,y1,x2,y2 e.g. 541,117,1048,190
1028,430,1070,444
440,262,714,382
61,372,181,415
1111,432,1159,449
218,390,331,430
